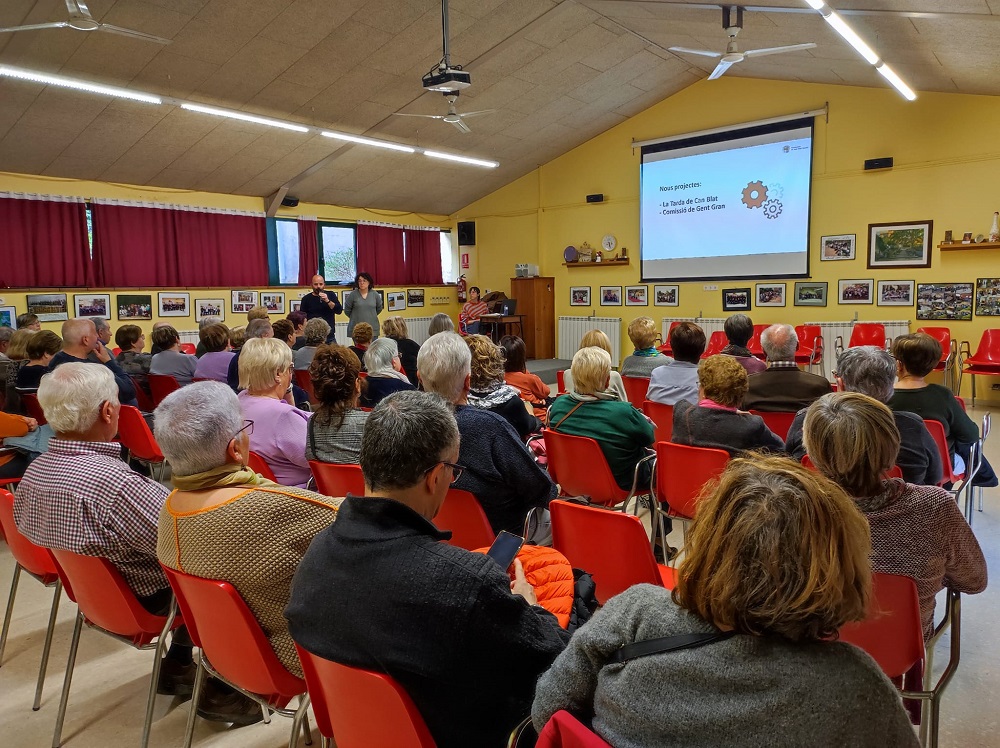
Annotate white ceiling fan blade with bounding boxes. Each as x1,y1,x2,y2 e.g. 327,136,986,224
669,46,722,58
743,42,817,59
451,117,472,134
66,0,93,18
392,112,447,120
98,24,171,44
707,59,735,80
458,109,495,118
0,21,69,33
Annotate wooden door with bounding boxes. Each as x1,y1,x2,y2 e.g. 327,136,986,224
511,277,555,359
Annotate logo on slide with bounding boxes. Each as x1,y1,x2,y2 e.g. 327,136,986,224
762,199,783,219
742,180,783,219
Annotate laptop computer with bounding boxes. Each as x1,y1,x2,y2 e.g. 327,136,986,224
500,299,517,316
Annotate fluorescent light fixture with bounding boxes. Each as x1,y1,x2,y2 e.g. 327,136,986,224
180,103,309,133
822,12,879,65
804,0,824,8
877,63,917,101
0,65,161,104
321,131,415,153
423,150,498,168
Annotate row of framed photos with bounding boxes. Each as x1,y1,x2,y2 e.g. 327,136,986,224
819,220,934,269
571,285,679,307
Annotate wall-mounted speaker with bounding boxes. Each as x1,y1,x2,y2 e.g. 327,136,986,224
457,221,476,246
864,157,893,171
281,196,300,207
586,193,604,203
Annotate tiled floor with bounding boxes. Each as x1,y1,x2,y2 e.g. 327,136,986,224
2,406,999,747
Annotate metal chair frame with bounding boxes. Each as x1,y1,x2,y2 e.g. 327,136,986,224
974,412,991,517
916,327,958,393
793,326,825,377
956,334,1000,406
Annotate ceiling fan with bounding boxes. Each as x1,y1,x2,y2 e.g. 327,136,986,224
393,92,494,134
0,0,171,44
670,6,815,80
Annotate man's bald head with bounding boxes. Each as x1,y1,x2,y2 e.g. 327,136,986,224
62,318,97,347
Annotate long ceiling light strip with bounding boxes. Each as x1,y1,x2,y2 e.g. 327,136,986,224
803,1,916,100
424,150,498,168
0,65,162,104
321,131,415,153
180,103,309,133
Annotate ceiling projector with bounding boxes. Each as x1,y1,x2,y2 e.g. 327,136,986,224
422,66,471,93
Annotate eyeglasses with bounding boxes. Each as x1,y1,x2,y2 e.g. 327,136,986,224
232,420,254,442
424,461,464,484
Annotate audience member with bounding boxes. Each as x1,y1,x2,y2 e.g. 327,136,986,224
7,328,35,361
246,305,270,322
805,392,987,640
721,314,766,374
532,455,917,748
293,318,330,371
427,312,455,336
0,326,15,409
16,313,41,331
382,316,420,385
349,322,373,370
286,391,570,748
149,324,198,386
229,326,246,350
238,337,311,487
785,347,941,485
287,310,307,350
459,285,488,335
226,318,272,390
49,319,137,406
562,329,627,402
86,317,113,364
418,332,556,537
148,321,173,354
192,323,234,383
501,335,551,419
194,315,221,357
743,324,831,411
156,382,341,684
467,334,541,439
17,330,62,390
5,329,35,412
672,355,783,456
646,321,705,406
344,272,382,339
0,409,37,479
361,338,415,408
300,275,342,344
306,345,368,465
549,347,654,490
114,324,151,385
272,318,296,349
620,317,668,378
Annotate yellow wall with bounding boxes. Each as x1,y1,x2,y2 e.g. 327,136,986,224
453,77,1000,397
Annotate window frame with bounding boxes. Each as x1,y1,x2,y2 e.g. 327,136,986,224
318,220,358,287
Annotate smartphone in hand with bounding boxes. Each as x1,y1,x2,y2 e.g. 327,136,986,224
486,531,524,572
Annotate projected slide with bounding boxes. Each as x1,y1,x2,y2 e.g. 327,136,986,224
640,120,813,281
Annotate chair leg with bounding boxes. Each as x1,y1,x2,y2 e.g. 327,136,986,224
33,580,62,711
0,564,22,665
289,693,311,748
52,611,84,748
183,658,207,748
141,602,176,748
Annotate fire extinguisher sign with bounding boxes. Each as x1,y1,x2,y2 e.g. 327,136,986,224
461,252,470,269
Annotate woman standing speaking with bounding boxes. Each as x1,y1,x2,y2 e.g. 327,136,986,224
344,272,383,339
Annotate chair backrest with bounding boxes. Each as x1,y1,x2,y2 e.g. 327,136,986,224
161,566,304,700
112,347,122,356
657,321,682,357
556,370,566,395
179,342,197,355
293,369,317,404
294,644,435,748
839,572,924,680
543,429,626,506
247,451,279,482
970,329,1000,365
703,330,727,357
654,441,729,519
0,489,59,582
49,549,164,644
795,324,823,351
310,460,365,497
916,326,952,363
747,324,769,358
129,376,157,412
620,376,649,409
550,500,661,604
20,392,47,425
748,410,796,440
642,400,673,443
116,405,164,463
536,710,614,748
433,489,495,551
922,419,960,484
849,323,886,349
147,374,181,407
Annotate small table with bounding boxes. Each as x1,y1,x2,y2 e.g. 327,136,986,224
478,314,525,343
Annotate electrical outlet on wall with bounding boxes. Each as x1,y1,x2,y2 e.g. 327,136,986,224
703,284,718,291
430,295,450,305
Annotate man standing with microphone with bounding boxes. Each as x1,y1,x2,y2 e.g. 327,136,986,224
300,274,343,344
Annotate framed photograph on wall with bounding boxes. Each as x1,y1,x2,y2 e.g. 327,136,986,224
231,290,259,314
917,282,973,321
387,291,406,312
73,293,110,319
0,306,16,329
290,300,302,313
876,280,914,306
600,286,622,306
407,289,425,307
975,278,1000,316
756,283,786,307
158,292,190,317
195,298,225,322
625,286,648,306
653,285,679,307
820,234,856,261
722,288,751,312
868,220,933,269
838,279,874,304
570,286,590,306
793,282,828,307
261,292,285,315
117,294,153,321
27,293,69,322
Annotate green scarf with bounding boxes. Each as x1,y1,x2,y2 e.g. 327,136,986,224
170,463,277,492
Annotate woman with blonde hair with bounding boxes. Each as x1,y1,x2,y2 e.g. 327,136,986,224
7,328,35,361
533,455,918,747
620,316,669,378
561,329,627,401
466,334,540,439
804,391,986,641
381,316,420,385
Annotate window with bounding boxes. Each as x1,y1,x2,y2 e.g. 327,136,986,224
440,230,456,283
275,218,300,285
319,222,357,285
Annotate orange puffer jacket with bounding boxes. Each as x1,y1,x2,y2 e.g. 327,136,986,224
475,544,576,629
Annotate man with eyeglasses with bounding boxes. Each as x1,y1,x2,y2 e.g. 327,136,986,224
286,390,570,748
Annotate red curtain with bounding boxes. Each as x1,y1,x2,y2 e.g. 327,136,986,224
92,204,178,287
357,224,406,286
297,219,319,285
0,197,92,287
404,229,443,285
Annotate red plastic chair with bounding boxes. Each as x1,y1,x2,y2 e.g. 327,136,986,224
620,375,649,409
917,326,957,391
147,373,181,407
747,324,769,359
556,370,567,395
129,375,157,412
161,567,312,748
656,321,683,357
117,405,167,481
959,329,1000,405
642,400,673,443
544,429,651,509
793,324,825,376
293,369,318,405
433,489,495,551
248,451,279,483
179,342,197,355
536,710,613,748
112,347,122,356
702,330,727,358
294,644,435,748
48,550,182,748
20,392,47,425
922,419,965,489
836,323,886,358
0,489,62,711
309,460,366,497
551,500,675,605
748,410,796,440
653,441,729,548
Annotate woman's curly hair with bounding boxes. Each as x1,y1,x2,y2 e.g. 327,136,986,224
309,344,366,429
466,334,505,390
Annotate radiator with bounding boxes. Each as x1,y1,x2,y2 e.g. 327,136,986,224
178,330,199,345
660,317,727,341
558,316,622,363
809,319,911,380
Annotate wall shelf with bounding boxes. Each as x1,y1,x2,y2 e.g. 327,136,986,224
939,241,1000,251
562,259,630,267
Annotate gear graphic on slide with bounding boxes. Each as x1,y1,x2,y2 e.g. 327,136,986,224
763,199,783,219
767,182,784,200
741,181,768,209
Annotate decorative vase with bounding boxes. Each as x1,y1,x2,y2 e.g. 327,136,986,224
990,212,999,243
